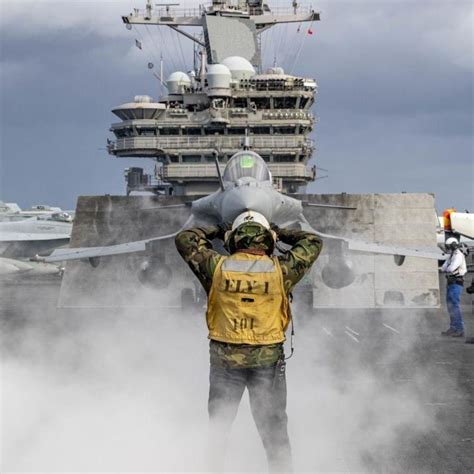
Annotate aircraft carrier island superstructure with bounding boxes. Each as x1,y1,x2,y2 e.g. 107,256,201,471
107,0,320,195
57,0,442,310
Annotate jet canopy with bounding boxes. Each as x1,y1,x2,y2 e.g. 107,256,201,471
223,151,271,183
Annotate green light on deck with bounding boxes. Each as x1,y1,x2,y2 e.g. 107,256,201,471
240,155,255,168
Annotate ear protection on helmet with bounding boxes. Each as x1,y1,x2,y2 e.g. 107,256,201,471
223,226,277,254
445,237,460,251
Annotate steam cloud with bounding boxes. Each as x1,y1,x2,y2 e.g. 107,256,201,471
1,282,465,472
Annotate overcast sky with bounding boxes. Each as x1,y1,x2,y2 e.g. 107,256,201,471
0,0,472,212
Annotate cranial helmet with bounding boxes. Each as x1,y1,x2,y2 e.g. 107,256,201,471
231,211,270,231
445,237,460,251
225,211,276,254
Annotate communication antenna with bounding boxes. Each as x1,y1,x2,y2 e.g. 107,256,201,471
213,152,225,191
155,2,180,15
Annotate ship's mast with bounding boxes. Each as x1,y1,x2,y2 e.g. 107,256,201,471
122,0,319,70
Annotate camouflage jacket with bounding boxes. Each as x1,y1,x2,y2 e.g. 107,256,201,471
175,225,322,368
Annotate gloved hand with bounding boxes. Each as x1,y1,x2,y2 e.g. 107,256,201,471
217,222,232,239
270,223,281,237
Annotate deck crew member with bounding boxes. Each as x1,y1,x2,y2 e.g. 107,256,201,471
175,211,322,472
441,237,467,337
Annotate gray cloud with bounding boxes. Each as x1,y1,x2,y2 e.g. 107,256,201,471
0,0,472,211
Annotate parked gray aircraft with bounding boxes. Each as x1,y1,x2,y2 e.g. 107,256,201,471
40,151,445,289
0,212,72,259
0,202,74,222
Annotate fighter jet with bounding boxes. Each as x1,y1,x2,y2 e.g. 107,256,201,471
0,212,72,259
40,151,445,289
0,202,74,222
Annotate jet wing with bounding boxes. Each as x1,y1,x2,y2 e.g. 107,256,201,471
0,232,71,242
343,236,445,260
296,215,447,261
39,215,194,263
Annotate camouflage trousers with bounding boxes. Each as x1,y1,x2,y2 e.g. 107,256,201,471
208,355,292,473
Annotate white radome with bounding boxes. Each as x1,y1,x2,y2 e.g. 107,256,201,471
207,64,232,90
221,56,256,80
166,71,191,94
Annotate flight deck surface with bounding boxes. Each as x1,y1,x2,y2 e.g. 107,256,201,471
1,276,472,472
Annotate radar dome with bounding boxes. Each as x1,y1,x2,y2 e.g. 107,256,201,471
221,56,255,80
266,66,285,75
166,71,191,94
134,95,152,103
207,64,232,96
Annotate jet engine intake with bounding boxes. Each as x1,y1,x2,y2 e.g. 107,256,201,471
320,240,356,289
321,257,356,289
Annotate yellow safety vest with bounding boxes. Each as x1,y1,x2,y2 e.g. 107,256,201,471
206,252,290,345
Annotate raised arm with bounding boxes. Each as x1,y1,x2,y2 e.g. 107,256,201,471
275,227,323,293
175,226,224,293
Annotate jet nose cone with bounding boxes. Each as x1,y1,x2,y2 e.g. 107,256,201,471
221,185,273,223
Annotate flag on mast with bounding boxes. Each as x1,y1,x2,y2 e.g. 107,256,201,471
135,39,142,50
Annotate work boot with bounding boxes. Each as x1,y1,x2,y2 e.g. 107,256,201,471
451,330,464,338
441,328,455,336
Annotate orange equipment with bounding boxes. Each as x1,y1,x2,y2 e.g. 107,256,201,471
443,208,457,231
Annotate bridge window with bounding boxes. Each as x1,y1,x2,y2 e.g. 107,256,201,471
182,128,202,135
252,97,271,109
251,127,271,135
273,126,295,135
233,98,247,108
300,98,310,109
137,128,156,137
273,155,294,162
182,155,201,163
205,127,225,135
114,129,127,138
228,128,246,135
273,97,297,109
161,128,180,135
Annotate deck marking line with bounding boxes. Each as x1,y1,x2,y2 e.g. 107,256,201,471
344,330,359,343
383,323,400,334
344,326,360,336
322,326,333,337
